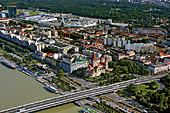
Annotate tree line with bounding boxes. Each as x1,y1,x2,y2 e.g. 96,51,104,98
1,0,170,26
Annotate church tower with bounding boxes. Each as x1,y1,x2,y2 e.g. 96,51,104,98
92,52,97,67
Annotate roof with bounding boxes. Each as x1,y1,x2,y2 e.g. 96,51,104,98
166,62,170,65
92,69,95,72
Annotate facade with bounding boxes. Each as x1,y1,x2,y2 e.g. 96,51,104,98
60,57,89,73
0,12,9,18
113,38,130,48
104,37,113,46
8,6,17,18
19,12,30,17
0,30,45,51
148,64,168,74
50,42,79,54
161,39,170,46
125,43,156,53
31,51,47,60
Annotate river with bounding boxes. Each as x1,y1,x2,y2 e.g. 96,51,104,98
0,63,83,112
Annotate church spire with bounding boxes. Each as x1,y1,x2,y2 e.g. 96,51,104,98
93,52,96,61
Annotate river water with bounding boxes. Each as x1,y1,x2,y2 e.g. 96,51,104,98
0,63,83,112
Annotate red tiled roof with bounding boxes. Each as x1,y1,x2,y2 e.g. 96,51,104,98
92,69,95,72
164,57,170,59
154,33,159,36
19,31,26,34
115,30,119,32
89,64,93,68
130,34,135,37
166,62,170,65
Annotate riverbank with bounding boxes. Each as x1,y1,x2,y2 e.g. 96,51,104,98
0,63,59,110
0,63,85,113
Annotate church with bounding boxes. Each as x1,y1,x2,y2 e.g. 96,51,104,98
85,52,108,77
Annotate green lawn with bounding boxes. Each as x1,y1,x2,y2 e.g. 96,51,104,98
17,10,42,15
25,65,37,72
136,83,158,95
0,51,7,55
29,11,42,15
85,77,93,81
118,82,159,97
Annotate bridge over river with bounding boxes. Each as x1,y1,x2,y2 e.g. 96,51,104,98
0,75,164,113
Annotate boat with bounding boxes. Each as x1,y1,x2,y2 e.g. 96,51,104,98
74,102,81,107
1,59,16,69
45,85,58,94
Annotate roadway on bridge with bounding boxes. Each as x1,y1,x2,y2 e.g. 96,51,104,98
0,74,165,113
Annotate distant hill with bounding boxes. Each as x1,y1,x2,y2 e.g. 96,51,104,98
0,0,170,24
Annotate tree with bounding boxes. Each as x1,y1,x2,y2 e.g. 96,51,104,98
57,69,64,79
2,43,5,50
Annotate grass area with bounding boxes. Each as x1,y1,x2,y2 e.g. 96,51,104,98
25,65,37,72
85,77,93,81
135,83,158,95
140,76,147,79
0,50,7,55
117,90,131,98
29,11,42,15
17,10,42,15
118,82,159,98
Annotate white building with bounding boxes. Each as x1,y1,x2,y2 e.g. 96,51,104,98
104,38,113,46
125,43,156,53
0,30,45,51
25,14,57,23
112,38,130,48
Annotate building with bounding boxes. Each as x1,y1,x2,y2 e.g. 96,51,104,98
107,19,112,24
161,39,170,46
0,12,9,18
125,43,156,53
45,53,62,67
60,56,89,73
104,37,113,46
148,64,168,74
31,51,47,60
8,6,17,18
24,14,57,23
85,52,108,77
113,38,130,48
19,12,30,17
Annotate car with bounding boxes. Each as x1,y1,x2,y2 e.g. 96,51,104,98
116,106,119,109
85,103,90,105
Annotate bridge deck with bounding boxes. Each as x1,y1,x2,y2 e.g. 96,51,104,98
0,75,164,113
